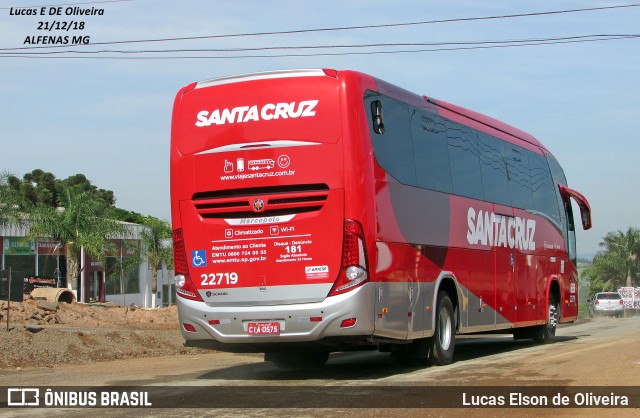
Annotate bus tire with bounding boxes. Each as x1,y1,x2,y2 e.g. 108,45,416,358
265,351,329,369
430,291,455,366
533,292,559,343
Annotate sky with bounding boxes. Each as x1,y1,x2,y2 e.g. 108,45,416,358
0,0,638,257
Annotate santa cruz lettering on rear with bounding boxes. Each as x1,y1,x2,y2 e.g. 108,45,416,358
195,100,318,127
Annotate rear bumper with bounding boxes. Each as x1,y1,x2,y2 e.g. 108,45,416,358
592,306,624,316
177,282,376,352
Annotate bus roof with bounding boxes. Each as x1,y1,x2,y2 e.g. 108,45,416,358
184,68,549,153
366,71,547,152
424,96,548,152
194,69,329,90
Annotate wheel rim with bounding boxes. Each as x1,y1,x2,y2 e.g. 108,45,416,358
439,308,452,350
548,303,558,332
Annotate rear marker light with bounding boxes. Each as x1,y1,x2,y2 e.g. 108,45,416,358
322,68,338,78
329,219,369,296
183,323,197,333
341,318,357,328
310,317,323,322
208,320,221,325
174,274,186,288
173,229,204,302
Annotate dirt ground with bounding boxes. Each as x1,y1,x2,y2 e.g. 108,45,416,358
1,298,638,417
0,298,205,369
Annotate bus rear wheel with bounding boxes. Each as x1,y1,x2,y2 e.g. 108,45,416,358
429,291,455,366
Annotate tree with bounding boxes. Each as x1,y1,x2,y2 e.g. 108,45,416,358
606,228,640,288
140,217,173,307
107,239,142,308
0,172,24,226
7,169,59,209
63,174,115,207
585,227,640,295
5,169,148,224
27,183,126,294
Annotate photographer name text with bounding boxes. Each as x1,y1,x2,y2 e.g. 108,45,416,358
8,7,105,45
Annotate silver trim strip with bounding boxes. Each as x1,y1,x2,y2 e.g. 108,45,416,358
199,283,333,305
223,214,296,226
195,69,326,89
195,140,321,155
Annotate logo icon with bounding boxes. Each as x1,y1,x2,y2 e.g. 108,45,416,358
225,229,233,239
277,155,291,168
248,159,275,171
191,250,207,267
253,199,265,212
7,388,40,406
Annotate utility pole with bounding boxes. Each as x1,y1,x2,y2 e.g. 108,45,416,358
6,267,11,331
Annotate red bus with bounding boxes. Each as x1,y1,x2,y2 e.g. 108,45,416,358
170,69,592,368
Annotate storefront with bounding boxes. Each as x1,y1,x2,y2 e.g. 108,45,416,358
0,222,169,307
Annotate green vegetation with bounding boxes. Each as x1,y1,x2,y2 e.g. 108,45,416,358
27,182,125,292
1,169,172,302
583,227,640,299
140,215,173,306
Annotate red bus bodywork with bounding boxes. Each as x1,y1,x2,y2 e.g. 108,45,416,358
170,69,591,365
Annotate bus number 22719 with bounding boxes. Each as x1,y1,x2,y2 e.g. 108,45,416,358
201,272,239,286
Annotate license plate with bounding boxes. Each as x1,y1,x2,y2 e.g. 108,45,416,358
247,322,280,335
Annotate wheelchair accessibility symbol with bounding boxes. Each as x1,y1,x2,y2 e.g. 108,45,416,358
191,250,207,267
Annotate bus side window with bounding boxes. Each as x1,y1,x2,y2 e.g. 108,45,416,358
529,152,561,225
546,154,576,259
505,145,534,209
565,200,577,263
446,120,483,200
477,132,510,206
367,96,417,186
411,110,453,193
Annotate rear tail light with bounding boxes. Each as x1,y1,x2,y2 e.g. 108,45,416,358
341,318,357,328
620,300,624,305
182,323,197,333
173,229,203,301
329,219,369,296
595,300,599,305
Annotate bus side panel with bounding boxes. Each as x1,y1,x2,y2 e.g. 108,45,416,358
514,253,540,326
493,204,516,328
374,241,410,340
373,170,454,339
447,197,506,332
448,195,569,330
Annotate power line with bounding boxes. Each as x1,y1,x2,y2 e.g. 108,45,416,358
1,3,638,52
2,34,637,59
2,34,637,56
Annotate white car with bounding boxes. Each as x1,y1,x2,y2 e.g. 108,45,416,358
589,292,625,318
